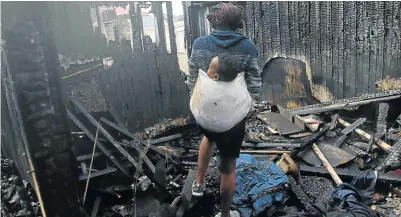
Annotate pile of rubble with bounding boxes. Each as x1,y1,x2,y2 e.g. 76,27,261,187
2,90,401,217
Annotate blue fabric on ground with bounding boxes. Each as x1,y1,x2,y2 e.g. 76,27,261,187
233,154,288,217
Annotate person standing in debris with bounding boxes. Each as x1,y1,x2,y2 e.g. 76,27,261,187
186,3,262,217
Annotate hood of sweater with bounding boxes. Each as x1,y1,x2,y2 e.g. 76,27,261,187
209,30,247,48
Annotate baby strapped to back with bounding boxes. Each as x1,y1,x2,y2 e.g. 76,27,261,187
190,53,252,134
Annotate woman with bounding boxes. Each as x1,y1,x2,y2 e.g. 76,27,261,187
187,3,262,217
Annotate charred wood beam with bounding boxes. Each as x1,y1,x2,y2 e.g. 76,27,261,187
67,109,130,176
77,152,104,162
376,103,389,138
300,165,401,184
338,118,392,152
289,90,401,115
166,1,177,54
340,118,366,135
176,170,197,217
70,99,172,198
333,135,347,148
152,2,167,51
123,140,155,173
150,134,183,145
329,113,339,130
100,117,172,158
292,125,330,158
376,139,401,172
90,197,102,217
79,167,117,181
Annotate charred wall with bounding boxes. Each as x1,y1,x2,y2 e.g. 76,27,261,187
247,1,401,100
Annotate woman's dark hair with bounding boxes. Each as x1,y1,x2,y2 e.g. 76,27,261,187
217,53,240,82
206,3,246,31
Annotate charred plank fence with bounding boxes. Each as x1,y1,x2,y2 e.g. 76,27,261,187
245,1,401,103
184,2,401,107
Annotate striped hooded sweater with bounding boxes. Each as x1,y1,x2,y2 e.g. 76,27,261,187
186,30,262,98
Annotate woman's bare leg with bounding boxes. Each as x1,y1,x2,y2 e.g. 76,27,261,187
196,136,214,184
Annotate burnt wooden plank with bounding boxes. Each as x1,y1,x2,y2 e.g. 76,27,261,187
246,2,255,42
270,1,281,55
289,1,300,57
343,1,357,97
359,2,371,94
79,167,117,181
389,2,400,78
301,165,401,184
261,1,271,61
356,2,364,95
278,1,290,55
310,2,320,85
369,2,380,92
67,109,130,176
375,2,386,86
325,2,333,92
91,197,102,217
329,113,339,130
166,1,177,54
99,117,172,159
338,2,345,98
376,103,389,138
319,1,328,89
340,118,367,135
331,1,340,97
333,135,347,148
383,1,393,79
298,2,310,85
254,1,263,65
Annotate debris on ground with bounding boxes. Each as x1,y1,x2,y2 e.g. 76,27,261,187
2,90,401,217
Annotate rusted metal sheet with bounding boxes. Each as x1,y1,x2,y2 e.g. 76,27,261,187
298,141,356,167
257,112,304,135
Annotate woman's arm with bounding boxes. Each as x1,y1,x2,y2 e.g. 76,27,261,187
245,43,262,99
186,41,200,94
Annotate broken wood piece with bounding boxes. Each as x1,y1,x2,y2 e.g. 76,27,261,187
151,133,182,145
333,135,347,147
300,165,401,184
289,132,313,138
291,125,330,158
70,99,172,197
349,141,378,152
123,141,156,173
306,123,320,132
67,109,130,176
176,170,197,217
77,152,104,162
375,103,389,138
376,139,401,172
298,141,355,167
78,167,117,181
91,197,102,217
340,118,366,135
100,117,172,159
289,93,401,115
329,114,339,130
312,143,343,185
338,118,392,152
267,126,279,134
157,146,185,158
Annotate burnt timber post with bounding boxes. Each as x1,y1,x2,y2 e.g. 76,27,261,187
129,2,143,53
1,2,84,216
152,1,167,51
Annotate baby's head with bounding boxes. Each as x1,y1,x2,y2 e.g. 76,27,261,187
207,53,240,82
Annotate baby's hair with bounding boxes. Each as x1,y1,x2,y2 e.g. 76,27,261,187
217,53,240,82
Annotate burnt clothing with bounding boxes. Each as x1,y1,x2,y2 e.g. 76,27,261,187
198,118,246,158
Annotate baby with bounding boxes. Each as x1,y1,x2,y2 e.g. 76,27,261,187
206,53,240,82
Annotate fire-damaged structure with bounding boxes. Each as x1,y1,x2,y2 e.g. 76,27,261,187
184,1,401,107
1,1,401,217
